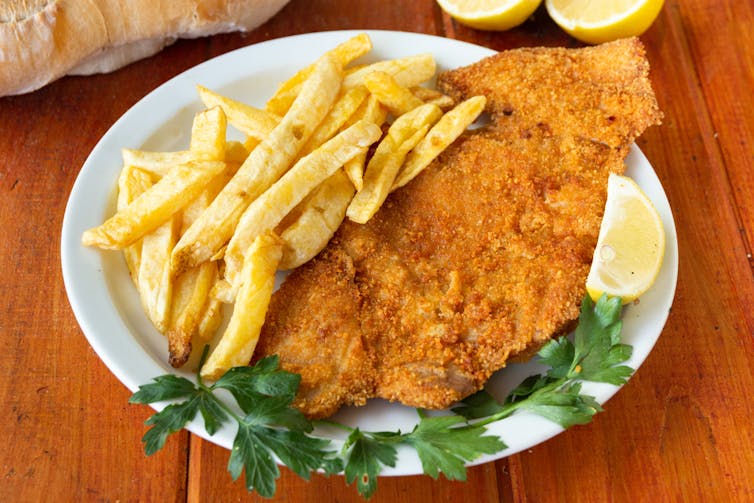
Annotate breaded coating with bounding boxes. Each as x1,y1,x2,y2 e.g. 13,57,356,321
254,38,662,419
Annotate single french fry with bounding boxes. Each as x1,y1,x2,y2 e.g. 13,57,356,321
197,85,281,141
347,104,441,223
138,215,179,333
82,160,227,250
341,94,388,190
342,53,436,91
121,141,248,178
266,33,372,116
190,106,227,161
299,86,369,156
364,71,424,116
166,260,217,367
224,120,382,288
170,54,343,276
200,232,283,380
411,87,456,110
392,96,487,190
117,166,154,285
277,169,355,270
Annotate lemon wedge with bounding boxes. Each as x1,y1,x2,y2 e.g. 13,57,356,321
545,0,664,44
436,0,543,31
586,174,665,304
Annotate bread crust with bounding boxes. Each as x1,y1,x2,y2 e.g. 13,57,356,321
0,0,290,96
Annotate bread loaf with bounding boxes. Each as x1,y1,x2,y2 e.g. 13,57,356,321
0,0,290,96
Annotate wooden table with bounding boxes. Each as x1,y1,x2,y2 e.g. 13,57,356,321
2,0,752,501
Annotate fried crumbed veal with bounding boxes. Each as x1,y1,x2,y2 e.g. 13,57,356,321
255,38,662,419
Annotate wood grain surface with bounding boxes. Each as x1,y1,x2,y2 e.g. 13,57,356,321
1,0,752,501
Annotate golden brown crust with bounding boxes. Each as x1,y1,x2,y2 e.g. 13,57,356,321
0,0,290,96
256,248,376,419
256,39,662,418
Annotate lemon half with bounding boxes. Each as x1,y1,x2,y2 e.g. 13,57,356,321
545,0,664,44
586,174,665,304
436,0,543,31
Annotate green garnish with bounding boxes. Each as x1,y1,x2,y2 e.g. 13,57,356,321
453,293,633,428
130,350,342,497
130,294,633,499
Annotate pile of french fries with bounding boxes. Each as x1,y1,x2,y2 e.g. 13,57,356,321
82,33,485,379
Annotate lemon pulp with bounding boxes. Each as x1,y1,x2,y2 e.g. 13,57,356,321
586,174,665,304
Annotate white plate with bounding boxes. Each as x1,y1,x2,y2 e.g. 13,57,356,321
61,30,678,476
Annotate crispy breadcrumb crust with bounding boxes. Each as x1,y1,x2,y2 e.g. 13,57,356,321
255,38,662,419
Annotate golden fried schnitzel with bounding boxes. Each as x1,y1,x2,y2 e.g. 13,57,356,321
255,38,662,419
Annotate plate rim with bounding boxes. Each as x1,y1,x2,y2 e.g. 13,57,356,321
60,29,678,477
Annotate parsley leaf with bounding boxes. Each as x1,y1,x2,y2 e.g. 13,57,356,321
517,382,604,428
538,336,576,378
141,396,203,455
228,424,280,497
343,428,399,499
130,352,339,497
129,374,197,404
573,295,633,385
405,415,505,480
214,356,300,408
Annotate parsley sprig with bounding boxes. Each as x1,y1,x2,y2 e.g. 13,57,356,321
327,409,505,498
129,294,634,499
129,350,342,497
453,294,633,428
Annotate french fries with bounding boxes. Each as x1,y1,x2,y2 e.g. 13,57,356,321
278,169,355,270
189,106,227,161
170,53,343,276
341,94,387,191
197,85,280,141
201,232,282,380
224,120,382,288
347,103,442,223
364,71,424,116
342,53,436,90
411,87,455,110
299,86,369,156
266,33,373,116
167,261,217,367
165,172,228,366
137,215,179,333
121,141,249,178
392,96,487,190
82,160,227,249
81,33,485,372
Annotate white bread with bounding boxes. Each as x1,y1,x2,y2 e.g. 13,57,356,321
0,0,290,96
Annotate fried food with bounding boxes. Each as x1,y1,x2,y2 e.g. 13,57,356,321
81,160,227,249
201,232,283,380
277,169,356,270
223,120,382,290
255,38,662,418
347,103,444,224
170,54,343,276
391,95,486,190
